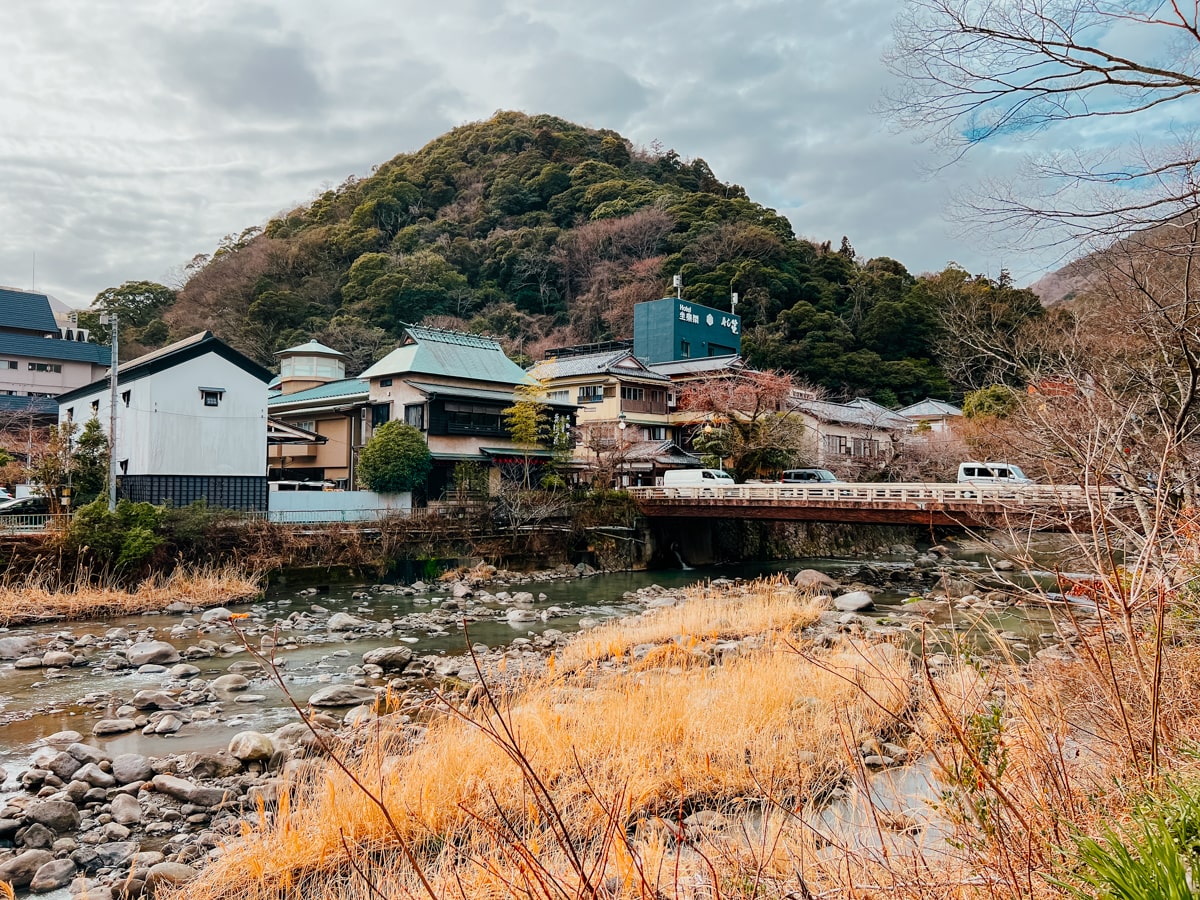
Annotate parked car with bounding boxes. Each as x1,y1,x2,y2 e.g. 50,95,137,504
956,462,1033,485
0,496,52,515
662,468,736,487
780,468,840,484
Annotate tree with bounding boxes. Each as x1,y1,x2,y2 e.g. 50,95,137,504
503,379,550,490
677,370,817,481
356,422,432,493
71,418,109,506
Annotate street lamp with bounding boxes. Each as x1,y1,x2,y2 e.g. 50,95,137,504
617,414,628,487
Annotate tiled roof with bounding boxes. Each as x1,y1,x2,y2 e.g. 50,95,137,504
360,326,527,384
535,350,671,382
405,381,515,404
796,397,913,430
275,339,345,358
645,355,744,377
0,333,111,365
268,378,369,408
0,395,57,417
0,288,58,334
624,440,702,465
898,398,963,419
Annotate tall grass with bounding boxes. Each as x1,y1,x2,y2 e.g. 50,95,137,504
0,563,261,625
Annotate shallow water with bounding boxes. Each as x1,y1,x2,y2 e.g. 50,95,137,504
0,553,1066,780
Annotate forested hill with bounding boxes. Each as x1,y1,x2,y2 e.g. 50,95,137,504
133,111,1038,404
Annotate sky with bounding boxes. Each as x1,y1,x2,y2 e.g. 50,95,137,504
0,0,1101,308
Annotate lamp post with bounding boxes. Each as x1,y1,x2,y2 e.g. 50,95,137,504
617,414,628,488
100,312,118,511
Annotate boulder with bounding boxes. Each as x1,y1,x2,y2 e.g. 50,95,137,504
145,862,197,890
111,753,154,785
833,591,876,612
793,569,841,591
210,674,250,692
45,751,83,781
125,641,180,666
94,841,139,868
30,857,76,892
131,690,181,711
42,650,77,668
167,663,201,679
228,731,274,763
361,646,414,671
20,822,56,849
65,743,108,766
0,850,54,888
0,636,39,659
327,612,370,630
92,718,138,736
150,773,197,803
73,763,115,788
26,800,80,832
308,684,377,707
110,793,142,826
200,607,233,623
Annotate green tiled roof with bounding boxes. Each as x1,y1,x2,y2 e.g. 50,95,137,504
0,288,57,333
360,326,526,384
268,378,368,407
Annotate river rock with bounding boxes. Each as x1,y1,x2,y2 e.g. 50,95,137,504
111,754,154,785
15,656,43,669
93,718,138,736
30,857,76,892
73,763,115,788
0,849,54,888
110,794,142,825
210,674,250,691
200,607,233,623
834,591,876,612
180,751,242,779
126,642,180,666
327,612,370,630
26,800,80,832
506,609,538,623
793,569,841,591
308,684,377,707
167,663,201,679
45,751,83,781
145,862,197,890
94,841,139,868
66,743,108,766
361,646,413,671
0,636,39,659
20,822,56,849
151,714,184,735
42,730,83,746
228,731,274,763
131,690,181,711
42,650,77,668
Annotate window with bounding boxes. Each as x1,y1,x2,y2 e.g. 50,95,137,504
620,386,645,401
404,403,425,430
1,361,15,369
444,402,503,433
379,378,393,387
66,407,74,421
201,390,221,407
680,340,691,359
27,391,54,398
644,425,667,441
295,420,316,433
547,389,569,402
28,362,62,373
121,390,131,407
650,389,665,404
371,403,391,428
90,400,99,414
577,385,604,403
119,460,128,475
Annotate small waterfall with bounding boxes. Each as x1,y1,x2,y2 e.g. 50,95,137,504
672,546,694,571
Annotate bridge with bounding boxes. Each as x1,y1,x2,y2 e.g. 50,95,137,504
626,482,1132,531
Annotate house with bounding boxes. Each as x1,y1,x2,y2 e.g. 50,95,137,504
56,332,273,511
897,398,963,437
0,287,111,420
633,297,741,363
793,398,913,471
360,325,575,495
534,344,698,486
267,341,369,488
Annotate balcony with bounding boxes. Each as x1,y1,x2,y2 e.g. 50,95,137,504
620,398,667,415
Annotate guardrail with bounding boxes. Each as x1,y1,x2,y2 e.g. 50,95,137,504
0,514,55,533
627,482,1130,505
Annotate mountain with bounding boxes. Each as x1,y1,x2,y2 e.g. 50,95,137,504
149,111,962,403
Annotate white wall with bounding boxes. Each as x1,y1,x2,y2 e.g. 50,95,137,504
268,490,411,522
59,353,268,477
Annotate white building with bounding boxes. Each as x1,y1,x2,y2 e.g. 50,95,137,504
56,332,273,511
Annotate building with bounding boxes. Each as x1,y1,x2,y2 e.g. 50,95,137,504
267,341,369,488
56,332,273,511
360,325,575,495
633,297,741,364
794,397,913,471
897,398,964,437
533,344,698,486
0,287,110,420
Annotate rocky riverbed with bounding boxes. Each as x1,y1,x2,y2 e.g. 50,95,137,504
0,544,1094,897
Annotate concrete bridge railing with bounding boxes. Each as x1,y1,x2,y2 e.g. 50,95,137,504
627,482,1128,506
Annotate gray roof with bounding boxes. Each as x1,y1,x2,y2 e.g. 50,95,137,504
535,349,671,383
406,381,516,404
275,339,345,359
268,378,369,408
0,333,111,365
361,326,527,384
0,288,58,334
796,397,913,430
898,398,963,419
645,355,744,377
624,440,702,466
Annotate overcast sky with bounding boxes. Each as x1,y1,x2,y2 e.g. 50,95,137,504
0,0,1059,308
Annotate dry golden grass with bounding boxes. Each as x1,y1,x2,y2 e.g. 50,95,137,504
559,574,827,670
179,578,914,900
0,564,261,625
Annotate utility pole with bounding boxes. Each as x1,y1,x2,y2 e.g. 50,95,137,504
101,313,118,511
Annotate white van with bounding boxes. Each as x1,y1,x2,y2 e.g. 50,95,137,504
662,468,736,487
957,462,1032,485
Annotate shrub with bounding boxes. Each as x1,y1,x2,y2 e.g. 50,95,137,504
357,422,432,493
